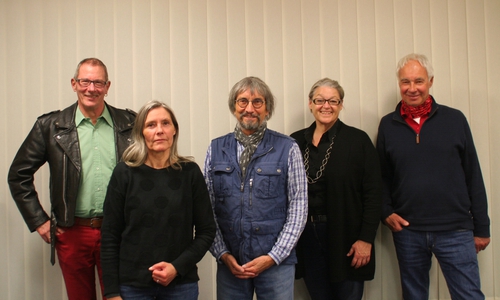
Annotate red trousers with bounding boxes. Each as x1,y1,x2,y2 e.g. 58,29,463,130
55,225,106,300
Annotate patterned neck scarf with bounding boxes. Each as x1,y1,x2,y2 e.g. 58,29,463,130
234,123,266,179
401,96,432,119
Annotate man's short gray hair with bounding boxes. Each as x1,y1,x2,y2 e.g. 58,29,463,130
396,53,434,80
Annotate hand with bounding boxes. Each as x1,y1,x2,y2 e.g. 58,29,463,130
241,255,275,277
383,213,409,232
36,221,51,243
474,237,490,253
220,253,257,279
149,262,177,286
107,297,123,300
36,220,65,244
347,240,372,269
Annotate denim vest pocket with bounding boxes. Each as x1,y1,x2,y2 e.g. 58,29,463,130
252,163,285,199
250,220,284,257
212,164,234,198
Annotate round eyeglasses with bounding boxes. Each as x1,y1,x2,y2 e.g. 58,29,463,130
235,98,265,109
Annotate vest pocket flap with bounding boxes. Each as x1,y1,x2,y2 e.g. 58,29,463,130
252,221,282,235
253,165,283,176
217,219,234,232
212,164,234,173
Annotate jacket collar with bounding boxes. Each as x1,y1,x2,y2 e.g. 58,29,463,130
53,101,134,132
303,119,342,146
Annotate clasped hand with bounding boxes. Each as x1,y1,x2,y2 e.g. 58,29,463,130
150,261,177,286
221,253,275,279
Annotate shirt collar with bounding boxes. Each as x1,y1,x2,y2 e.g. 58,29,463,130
75,104,113,127
304,120,340,145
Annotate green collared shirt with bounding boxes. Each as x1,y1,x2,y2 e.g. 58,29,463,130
74,105,116,218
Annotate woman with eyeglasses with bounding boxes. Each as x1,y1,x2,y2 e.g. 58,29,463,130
290,78,382,300
101,100,216,300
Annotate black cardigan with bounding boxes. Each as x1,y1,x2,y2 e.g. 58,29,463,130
291,120,382,282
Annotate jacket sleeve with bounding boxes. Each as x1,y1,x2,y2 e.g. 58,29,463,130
376,119,395,221
170,164,216,276
8,119,50,232
460,117,490,237
358,132,383,243
101,163,127,298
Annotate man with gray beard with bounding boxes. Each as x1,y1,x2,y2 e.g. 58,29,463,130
203,77,308,300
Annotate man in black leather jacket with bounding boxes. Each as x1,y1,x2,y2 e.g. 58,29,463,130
8,58,136,300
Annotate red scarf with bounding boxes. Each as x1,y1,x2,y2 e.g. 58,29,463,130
400,96,432,139
401,96,432,119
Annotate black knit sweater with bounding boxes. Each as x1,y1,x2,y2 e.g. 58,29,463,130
101,161,216,297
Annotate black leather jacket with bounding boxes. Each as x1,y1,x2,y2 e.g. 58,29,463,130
8,102,136,232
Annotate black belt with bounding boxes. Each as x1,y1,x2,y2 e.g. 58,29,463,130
309,214,327,223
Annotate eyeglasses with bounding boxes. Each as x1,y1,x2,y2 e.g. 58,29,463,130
312,98,342,106
235,98,265,109
75,78,108,88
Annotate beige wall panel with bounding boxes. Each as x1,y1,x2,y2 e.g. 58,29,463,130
300,0,321,130
374,0,398,116
282,0,305,136
169,0,191,159
0,0,7,297
207,0,231,139
485,0,500,298
448,1,469,112
245,0,265,78
357,0,379,140
187,0,210,163
263,0,287,132
113,0,135,110
337,0,361,129
151,0,172,108
428,0,451,106
319,0,341,95
1,0,498,299
412,0,432,56
131,1,154,109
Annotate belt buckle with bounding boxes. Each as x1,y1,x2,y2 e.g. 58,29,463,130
310,215,326,223
89,217,101,228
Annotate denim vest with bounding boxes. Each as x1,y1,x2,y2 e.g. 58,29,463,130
210,129,297,265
